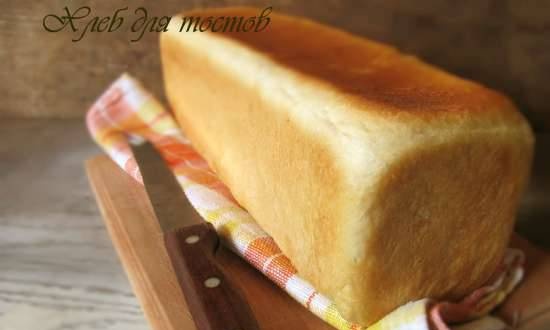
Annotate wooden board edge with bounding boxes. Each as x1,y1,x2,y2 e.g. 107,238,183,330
85,155,195,330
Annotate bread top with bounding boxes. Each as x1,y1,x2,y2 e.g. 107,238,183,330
167,7,534,268
177,7,526,126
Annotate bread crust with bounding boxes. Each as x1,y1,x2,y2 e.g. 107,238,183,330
161,7,534,325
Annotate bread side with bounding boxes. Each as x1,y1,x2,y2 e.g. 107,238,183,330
161,7,534,325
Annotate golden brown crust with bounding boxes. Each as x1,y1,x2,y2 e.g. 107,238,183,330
161,7,534,325
181,7,521,121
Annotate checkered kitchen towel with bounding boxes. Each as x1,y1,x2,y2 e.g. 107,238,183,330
86,74,524,330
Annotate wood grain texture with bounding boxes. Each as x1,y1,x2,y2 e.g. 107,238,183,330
0,119,148,330
86,155,334,330
1,0,550,131
86,155,194,330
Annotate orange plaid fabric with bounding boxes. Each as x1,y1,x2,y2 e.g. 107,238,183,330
87,74,524,330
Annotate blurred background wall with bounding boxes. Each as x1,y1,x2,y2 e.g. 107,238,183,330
1,0,549,131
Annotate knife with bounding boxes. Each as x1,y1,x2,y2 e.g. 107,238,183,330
130,141,260,330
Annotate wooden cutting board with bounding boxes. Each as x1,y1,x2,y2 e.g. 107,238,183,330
86,155,334,330
85,154,550,330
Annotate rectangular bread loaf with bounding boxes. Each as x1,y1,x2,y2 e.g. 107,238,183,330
161,7,534,325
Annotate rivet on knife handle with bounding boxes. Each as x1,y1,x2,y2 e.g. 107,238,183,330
165,222,260,330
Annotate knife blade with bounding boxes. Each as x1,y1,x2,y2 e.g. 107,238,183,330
130,141,260,330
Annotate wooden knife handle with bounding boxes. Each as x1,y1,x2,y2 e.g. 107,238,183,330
164,222,260,330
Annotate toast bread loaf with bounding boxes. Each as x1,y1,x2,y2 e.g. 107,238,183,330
161,7,534,325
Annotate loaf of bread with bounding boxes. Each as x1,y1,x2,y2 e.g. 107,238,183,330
161,7,534,325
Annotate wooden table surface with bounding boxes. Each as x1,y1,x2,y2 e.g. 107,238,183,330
0,119,548,329
0,120,148,330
